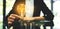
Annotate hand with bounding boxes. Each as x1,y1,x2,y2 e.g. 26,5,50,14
23,17,34,21
8,14,23,26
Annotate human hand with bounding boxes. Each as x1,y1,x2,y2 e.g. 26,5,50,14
8,14,24,26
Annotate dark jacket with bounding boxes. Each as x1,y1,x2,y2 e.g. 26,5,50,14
4,0,54,28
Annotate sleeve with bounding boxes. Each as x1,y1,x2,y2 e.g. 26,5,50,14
40,0,54,21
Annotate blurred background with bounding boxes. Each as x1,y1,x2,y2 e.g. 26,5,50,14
0,0,3,29
0,0,60,29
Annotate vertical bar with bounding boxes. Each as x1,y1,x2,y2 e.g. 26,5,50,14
40,25,44,29
32,22,35,29
27,23,30,29
51,0,53,11
24,23,27,29
30,23,32,29
3,0,6,29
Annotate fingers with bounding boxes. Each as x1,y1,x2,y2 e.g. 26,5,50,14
8,19,14,22
8,14,19,25
9,14,23,19
9,14,19,18
8,16,15,19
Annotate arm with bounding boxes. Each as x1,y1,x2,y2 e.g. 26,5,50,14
33,16,45,20
23,16,45,21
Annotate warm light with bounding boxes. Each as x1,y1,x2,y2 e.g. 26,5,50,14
16,3,25,16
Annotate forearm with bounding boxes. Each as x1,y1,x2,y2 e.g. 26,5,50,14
17,16,45,21
33,16,45,20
